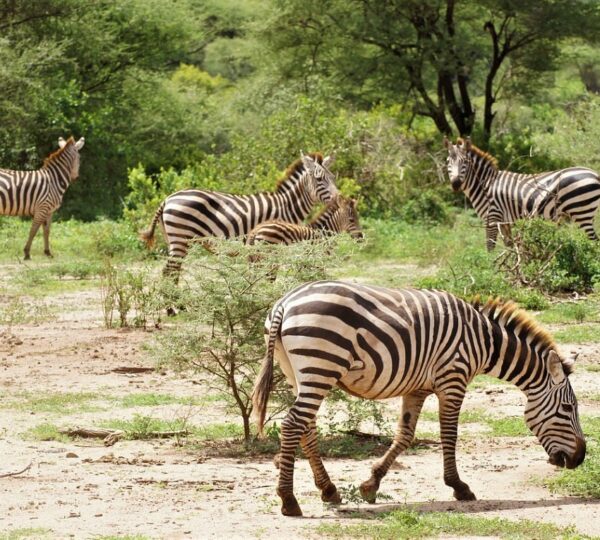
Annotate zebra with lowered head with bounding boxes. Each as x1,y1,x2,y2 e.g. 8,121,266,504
253,280,586,516
0,136,85,259
445,137,600,250
246,195,363,245
141,153,338,278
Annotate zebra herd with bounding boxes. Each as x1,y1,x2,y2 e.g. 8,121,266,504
1,135,598,518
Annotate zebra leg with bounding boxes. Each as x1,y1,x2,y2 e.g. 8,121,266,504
277,404,311,517
43,215,53,257
438,392,476,501
359,390,430,503
23,219,43,260
500,224,513,247
485,223,499,252
300,419,341,504
578,220,598,241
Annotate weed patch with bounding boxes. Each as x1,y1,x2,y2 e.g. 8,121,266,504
553,324,600,344
23,423,71,442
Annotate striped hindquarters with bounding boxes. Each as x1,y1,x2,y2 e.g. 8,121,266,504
0,169,48,217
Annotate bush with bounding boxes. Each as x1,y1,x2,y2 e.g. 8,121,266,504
399,189,455,226
498,219,600,293
150,238,342,442
418,245,549,310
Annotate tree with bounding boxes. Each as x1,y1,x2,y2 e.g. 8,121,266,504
257,0,600,141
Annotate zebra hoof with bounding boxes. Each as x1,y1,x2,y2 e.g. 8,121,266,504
454,488,476,501
359,480,378,504
321,484,342,504
44,250,53,258
280,494,303,517
23,253,31,261
166,307,177,317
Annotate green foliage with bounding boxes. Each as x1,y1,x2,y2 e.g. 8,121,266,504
318,509,590,539
418,245,549,310
100,262,163,329
101,414,189,441
324,388,390,436
399,190,455,226
553,324,600,345
150,239,339,441
499,219,600,294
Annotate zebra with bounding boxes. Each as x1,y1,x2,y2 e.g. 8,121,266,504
444,137,600,250
0,136,85,259
252,280,585,516
246,195,363,245
141,153,339,278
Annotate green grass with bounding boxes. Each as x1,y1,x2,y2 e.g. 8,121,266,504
0,528,52,540
317,509,592,539
3,392,103,414
536,298,600,324
119,393,204,408
584,365,600,373
468,374,510,389
0,218,145,263
553,324,600,344
23,423,71,442
544,416,600,498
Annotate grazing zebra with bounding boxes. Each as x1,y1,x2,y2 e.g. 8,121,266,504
0,137,85,259
246,195,363,245
253,280,585,516
444,137,600,250
141,153,338,278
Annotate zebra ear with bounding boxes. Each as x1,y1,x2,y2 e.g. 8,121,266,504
301,154,316,172
548,350,566,384
322,155,335,169
443,136,451,149
58,137,67,149
75,137,85,150
464,137,472,150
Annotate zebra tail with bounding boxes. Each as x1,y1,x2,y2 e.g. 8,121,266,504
139,200,165,249
252,303,285,437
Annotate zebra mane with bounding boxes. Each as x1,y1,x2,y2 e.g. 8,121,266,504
471,297,570,370
457,138,498,170
276,152,324,191
308,195,343,225
43,137,75,167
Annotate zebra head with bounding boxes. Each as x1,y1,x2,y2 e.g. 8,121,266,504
58,136,85,181
443,136,471,192
301,153,339,203
340,196,364,240
524,349,586,470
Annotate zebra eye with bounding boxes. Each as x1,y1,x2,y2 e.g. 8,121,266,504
562,403,574,412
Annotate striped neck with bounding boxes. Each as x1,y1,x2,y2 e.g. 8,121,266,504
475,301,553,393
461,155,498,219
42,144,77,191
270,168,316,222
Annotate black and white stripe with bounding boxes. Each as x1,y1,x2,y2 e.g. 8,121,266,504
253,280,586,516
445,137,600,250
246,196,362,245
0,137,85,259
141,153,339,277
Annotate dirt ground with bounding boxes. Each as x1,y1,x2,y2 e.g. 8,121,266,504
1,285,599,540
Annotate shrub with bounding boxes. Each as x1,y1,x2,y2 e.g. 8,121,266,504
399,189,455,226
150,238,341,442
497,219,600,293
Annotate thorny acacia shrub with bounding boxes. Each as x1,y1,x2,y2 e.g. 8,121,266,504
151,238,344,442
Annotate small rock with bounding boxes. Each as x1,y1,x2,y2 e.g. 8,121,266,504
66,452,78,458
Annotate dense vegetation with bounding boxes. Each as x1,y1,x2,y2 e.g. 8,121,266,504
1,0,599,221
